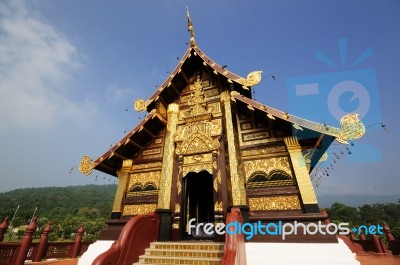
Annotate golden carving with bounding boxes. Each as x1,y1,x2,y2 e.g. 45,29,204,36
243,157,292,182
131,162,162,171
128,171,161,190
183,163,213,176
214,170,221,192
221,91,247,205
133,99,152,112
175,203,180,213
142,148,161,156
172,223,179,229
234,71,263,87
79,156,93,175
157,103,179,209
248,196,301,211
214,201,223,212
177,179,181,195
121,159,133,172
186,7,196,47
175,120,221,155
123,204,157,216
185,75,210,120
112,171,129,212
284,136,318,204
156,102,167,119
334,113,365,144
319,152,328,162
183,153,212,164
242,146,287,157
126,190,158,197
242,131,269,141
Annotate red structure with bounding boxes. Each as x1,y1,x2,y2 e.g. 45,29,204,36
33,221,53,262
92,213,160,265
0,217,9,242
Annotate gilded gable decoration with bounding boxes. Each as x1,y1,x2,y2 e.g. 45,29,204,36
183,75,212,123
79,155,94,175
243,157,293,182
175,119,222,155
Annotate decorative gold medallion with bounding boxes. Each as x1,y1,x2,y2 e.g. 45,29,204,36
79,156,93,175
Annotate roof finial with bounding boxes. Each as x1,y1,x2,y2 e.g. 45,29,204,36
186,6,196,47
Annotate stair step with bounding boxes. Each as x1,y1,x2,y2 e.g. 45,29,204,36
135,241,225,265
145,248,223,258
150,242,224,251
139,255,221,265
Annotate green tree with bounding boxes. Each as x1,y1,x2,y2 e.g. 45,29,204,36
327,202,361,226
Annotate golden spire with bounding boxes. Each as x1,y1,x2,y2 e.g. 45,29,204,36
186,6,196,47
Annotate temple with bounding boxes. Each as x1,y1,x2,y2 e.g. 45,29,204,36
79,10,365,264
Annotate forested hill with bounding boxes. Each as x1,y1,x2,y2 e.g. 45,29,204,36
0,184,116,222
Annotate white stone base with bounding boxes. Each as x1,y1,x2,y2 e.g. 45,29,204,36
78,240,114,265
246,238,360,265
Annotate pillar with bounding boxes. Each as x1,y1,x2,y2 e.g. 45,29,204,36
111,159,132,219
156,103,179,241
220,92,248,217
15,217,37,265
0,216,9,242
71,225,85,258
33,221,52,262
284,136,319,213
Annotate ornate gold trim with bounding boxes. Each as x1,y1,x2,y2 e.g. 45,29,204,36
79,156,94,175
248,195,301,211
221,91,247,205
284,136,318,204
243,157,292,182
112,171,130,212
157,103,179,209
128,171,161,191
131,162,162,171
182,163,213,176
122,204,157,216
234,71,263,87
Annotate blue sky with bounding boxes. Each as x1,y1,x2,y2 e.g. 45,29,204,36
0,0,399,197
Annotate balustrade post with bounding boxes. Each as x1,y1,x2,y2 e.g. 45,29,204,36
14,217,37,265
383,224,395,241
71,225,85,258
349,231,357,242
359,230,366,241
33,221,53,262
0,216,10,242
371,234,384,253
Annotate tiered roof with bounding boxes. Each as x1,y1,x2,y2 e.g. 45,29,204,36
79,10,364,177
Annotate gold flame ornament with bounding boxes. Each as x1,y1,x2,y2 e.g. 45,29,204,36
235,71,263,87
79,156,94,175
335,113,365,144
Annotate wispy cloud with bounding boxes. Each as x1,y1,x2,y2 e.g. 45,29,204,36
0,1,95,131
105,82,137,103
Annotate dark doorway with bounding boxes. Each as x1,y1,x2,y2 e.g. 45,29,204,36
180,170,215,240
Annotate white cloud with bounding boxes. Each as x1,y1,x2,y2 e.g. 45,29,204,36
105,82,137,103
0,1,95,131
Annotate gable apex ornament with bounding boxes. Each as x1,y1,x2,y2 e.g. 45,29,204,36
234,70,263,88
186,7,196,47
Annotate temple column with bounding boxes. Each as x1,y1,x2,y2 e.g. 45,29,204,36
156,103,179,241
284,136,319,213
220,92,248,219
111,159,132,219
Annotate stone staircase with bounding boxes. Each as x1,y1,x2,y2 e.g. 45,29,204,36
134,241,224,265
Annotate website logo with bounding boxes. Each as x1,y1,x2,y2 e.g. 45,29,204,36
188,219,384,240
286,38,382,162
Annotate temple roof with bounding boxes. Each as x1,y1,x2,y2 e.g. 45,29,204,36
230,91,365,167
80,110,166,176
79,11,365,177
134,45,263,113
